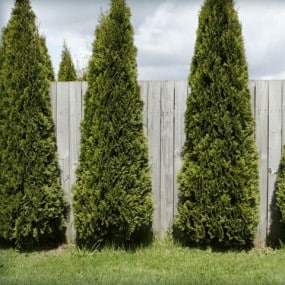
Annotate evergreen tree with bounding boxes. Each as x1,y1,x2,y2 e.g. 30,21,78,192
39,36,55,81
57,42,77,81
174,0,259,248
73,0,153,248
0,0,66,249
276,146,285,224
78,68,88,81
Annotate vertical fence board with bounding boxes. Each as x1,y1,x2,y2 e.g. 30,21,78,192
69,82,82,188
56,82,70,192
139,81,149,136
249,81,256,138
50,82,57,125
81,81,88,119
254,80,269,246
56,82,71,243
160,81,175,236
68,82,82,242
282,82,285,146
267,81,282,238
173,81,188,218
148,81,161,235
249,81,256,117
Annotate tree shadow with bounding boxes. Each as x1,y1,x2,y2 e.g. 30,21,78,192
75,223,154,252
172,224,253,252
0,238,13,250
267,181,285,248
0,229,67,253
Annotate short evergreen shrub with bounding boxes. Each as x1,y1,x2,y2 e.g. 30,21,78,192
174,0,259,248
0,0,66,249
73,0,153,248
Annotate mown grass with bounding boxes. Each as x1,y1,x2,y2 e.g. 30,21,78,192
1,239,285,285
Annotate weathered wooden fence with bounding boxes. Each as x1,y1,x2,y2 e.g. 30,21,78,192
50,80,285,245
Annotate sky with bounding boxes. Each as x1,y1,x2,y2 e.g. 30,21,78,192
1,0,285,80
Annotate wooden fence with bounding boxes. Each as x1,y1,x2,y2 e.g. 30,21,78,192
50,80,285,245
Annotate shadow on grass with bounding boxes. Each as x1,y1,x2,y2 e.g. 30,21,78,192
173,240,253,253
0,231,67,253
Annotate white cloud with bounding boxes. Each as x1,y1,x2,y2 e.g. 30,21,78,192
136,1,199,54
238,2,285,79
136,1,175,53
135,1,201,79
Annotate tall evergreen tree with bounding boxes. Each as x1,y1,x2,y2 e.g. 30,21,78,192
73,0,153,248
39,36,55,81
57,42,77,81
174,0,259,248
0,0,66,249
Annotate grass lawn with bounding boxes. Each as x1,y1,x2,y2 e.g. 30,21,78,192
1,239,285,285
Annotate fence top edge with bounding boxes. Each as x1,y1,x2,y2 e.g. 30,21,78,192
51,79,285,84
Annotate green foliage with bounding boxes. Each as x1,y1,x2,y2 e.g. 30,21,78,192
39,36,55,81
276,146,285,224
174,0,259,248
0,0,66,249
78,68,88,81
73,0,153,248
57,42,77,81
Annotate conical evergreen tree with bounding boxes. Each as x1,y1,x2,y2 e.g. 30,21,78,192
78,68,88,81
57,42,77,81
0,0,66,249
39,36,55,81
174,0,259,248
73,0,153,248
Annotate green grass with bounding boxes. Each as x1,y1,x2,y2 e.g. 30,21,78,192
1,239,285,285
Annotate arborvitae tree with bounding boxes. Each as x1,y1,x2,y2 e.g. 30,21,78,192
78,68,88,81
39,36,55,81
276,146,285,224
0,0,66,249
57,42,77,81
174,0,259,248
73,0,153,248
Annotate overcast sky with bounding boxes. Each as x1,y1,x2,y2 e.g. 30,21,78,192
1,0,285,80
